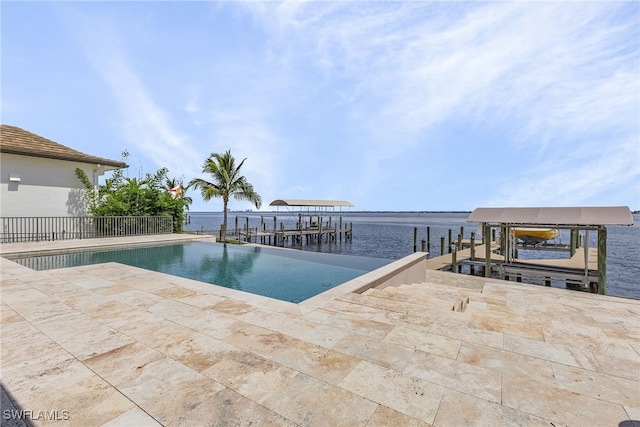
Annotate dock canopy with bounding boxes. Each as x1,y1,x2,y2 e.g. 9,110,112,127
467,206,634,226
269,199,354,208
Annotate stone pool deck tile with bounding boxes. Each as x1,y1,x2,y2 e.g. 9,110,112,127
261,372,379,426
83,343,226,426
338,360,444,424
218,323,296,357
273,316,352,348
2,235,640,426
301,307,395,340
332,332,416,371
504,327,604,371
29,310,136,361
110,315,201,355
502,374,631,426
202,348,299,403
595,350,640,382
427,318,504,349
468,312,545,341
270,339,361,386
433,388,552,427
101,407,162,427
384,325,462,359
457,342,557,385
365,405,432,427
403,351,502,404
550,362,640,408
236,306,303,332
1,315,135,427
168,388,297,427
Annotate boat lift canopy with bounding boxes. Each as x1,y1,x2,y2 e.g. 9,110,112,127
467,206,633,227
465,206,633,295
269,199,353,213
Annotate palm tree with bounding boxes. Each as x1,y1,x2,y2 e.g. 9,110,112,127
189,150,262,241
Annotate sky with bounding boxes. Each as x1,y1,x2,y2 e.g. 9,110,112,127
2,1,639,212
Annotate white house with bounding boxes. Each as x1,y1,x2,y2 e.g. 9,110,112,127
0,124,126,217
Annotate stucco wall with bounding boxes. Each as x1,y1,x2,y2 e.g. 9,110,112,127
0,153,103,217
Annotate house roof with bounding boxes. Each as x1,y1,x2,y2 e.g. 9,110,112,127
467,206,634,226
0,124,127,169
269,199,354,208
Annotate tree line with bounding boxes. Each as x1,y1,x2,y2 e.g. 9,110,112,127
76,149,261,239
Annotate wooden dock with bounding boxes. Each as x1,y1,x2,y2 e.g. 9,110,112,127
240,226,353,246
234,214,352,247
425,242,502,270
424,239,600,291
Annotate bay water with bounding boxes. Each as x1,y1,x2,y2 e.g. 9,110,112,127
184,211,639,299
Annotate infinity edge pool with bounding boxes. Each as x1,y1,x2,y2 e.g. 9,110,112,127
1,236,428,310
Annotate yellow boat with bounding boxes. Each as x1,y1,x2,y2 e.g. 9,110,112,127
511,228,559,245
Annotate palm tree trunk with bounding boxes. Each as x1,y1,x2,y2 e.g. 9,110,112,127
222,198,229,242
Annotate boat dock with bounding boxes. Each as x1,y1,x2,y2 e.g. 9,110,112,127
425,242,502,271
233,199,354,247
424,239,601,289
234,214,353,246
423,206,634,295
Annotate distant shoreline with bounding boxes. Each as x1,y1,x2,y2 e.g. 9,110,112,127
188,210,474,214
188,210,640,215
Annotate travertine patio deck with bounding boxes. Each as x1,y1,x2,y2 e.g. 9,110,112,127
1,235,639,426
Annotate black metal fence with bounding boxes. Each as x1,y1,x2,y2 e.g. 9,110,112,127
0,216,174,243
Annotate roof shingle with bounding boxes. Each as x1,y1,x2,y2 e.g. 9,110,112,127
0,124,127,169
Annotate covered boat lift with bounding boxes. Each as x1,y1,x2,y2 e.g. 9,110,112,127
235,199,354,246
466,206,634,294
269,199,354,212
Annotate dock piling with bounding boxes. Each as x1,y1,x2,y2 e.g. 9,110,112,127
598,227,607,295
451,245,457,273
469,232,475,275
484,224,492,278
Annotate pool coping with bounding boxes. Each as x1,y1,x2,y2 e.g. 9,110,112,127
297,251,427,314
0,234,427,315
0,233,214,257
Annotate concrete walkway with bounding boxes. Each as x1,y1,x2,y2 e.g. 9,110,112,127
1,236,639,426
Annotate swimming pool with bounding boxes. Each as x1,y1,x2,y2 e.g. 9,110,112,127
13,242,391,303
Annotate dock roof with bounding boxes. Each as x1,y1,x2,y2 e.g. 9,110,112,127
467,206,634,226
269,199,354,208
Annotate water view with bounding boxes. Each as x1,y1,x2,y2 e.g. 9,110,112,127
184,211,640,299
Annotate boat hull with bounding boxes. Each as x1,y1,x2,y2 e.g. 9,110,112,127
512,228,559,245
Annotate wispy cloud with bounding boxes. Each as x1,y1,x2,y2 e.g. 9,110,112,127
69,11,203,182
207,107,282,206
489,134,640,207
44,1,638,209
240,1,639,207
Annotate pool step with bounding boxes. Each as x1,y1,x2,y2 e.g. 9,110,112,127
398,282,482,299
363,285,469,313
339,291,468,323
404,287,470,313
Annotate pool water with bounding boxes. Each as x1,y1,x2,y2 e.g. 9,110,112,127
14,242,391,303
